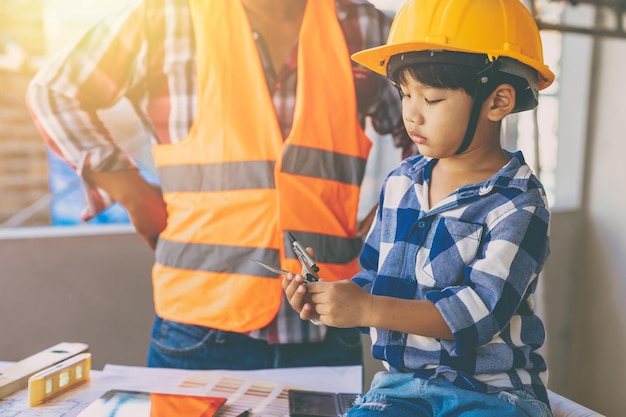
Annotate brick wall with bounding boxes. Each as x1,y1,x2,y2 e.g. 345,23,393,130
0,70,50,226
0,0,50,227
0,1,157,227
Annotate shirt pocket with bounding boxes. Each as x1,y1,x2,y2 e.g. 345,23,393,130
415,218,483,288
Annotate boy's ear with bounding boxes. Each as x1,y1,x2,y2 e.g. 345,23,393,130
486,84,516,121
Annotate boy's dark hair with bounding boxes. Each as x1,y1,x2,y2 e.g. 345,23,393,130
390,51,538,112
395,63,478,96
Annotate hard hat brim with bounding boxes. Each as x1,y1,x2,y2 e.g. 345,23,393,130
352,42,555,90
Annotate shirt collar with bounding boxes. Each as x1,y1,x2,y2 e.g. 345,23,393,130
403,150,533,195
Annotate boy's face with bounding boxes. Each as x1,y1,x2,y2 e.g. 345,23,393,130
399,73,473,159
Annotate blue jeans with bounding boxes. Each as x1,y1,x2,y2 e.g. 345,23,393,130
346,372,552,417
147,315,363,370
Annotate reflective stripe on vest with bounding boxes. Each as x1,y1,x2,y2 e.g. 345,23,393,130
151,0,372,332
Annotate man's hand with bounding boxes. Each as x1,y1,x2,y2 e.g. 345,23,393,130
125,183,167,250
85,168,167,250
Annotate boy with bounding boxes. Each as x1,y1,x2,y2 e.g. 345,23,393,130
283,0,555,415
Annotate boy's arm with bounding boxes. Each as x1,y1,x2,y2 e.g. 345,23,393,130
368,296,453,340
304,281,454,340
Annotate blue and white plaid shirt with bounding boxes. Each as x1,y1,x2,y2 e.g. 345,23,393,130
354,150,551,406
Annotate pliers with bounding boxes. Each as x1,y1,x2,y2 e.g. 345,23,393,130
253,232,319,283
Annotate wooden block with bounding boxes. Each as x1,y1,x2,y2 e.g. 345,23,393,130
0,342,89,399
28,352,91,406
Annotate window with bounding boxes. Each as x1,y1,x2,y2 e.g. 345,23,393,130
0,0,153,228
372,0,591,212
0,0,589,230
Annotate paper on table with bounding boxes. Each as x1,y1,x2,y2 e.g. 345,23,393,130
101,364,362,394
0,364,362,417
101,364,363,417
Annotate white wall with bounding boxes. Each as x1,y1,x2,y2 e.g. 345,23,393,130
0,227,155,370
568,36,626,416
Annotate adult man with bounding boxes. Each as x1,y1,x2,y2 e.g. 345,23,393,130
27,0,408,370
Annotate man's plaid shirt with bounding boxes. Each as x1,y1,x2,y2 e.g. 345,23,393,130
27,0,404,345
354,151,551,406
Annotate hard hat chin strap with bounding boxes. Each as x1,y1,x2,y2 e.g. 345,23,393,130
455,59,502,154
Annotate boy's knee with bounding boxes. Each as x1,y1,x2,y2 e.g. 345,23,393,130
348,394,389,413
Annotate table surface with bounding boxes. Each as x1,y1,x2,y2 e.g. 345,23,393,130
0,362,604,417
0,363,362,417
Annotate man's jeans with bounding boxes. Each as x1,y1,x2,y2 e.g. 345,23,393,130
147,315,363,370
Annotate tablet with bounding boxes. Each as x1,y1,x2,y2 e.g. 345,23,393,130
288,389,359,417
77,389,227,417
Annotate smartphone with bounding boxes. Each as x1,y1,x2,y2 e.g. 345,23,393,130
288,389,359,417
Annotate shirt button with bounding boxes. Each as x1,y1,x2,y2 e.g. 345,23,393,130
480,185,493,194
418,221,426,228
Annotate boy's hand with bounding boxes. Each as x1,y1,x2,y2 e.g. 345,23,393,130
307,280,371,328
281,246,324,321
281,246,372,327
282,273,320,321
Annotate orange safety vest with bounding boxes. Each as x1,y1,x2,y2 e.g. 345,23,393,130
151,0,372,332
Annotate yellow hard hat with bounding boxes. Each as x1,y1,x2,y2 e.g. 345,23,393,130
352,0,555,90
